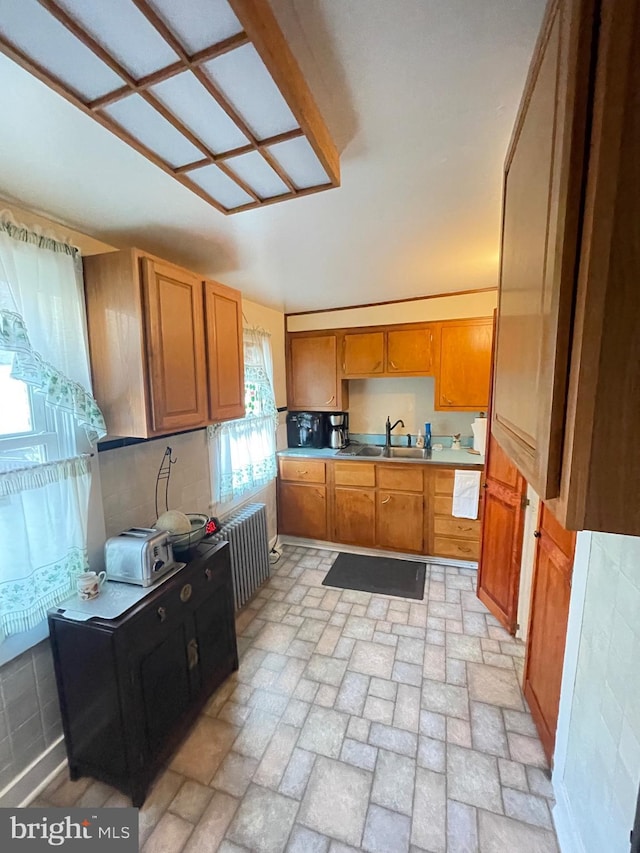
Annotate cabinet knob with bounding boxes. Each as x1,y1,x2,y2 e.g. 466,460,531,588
482,483,489,489
458,545,472,553
389,360,398,370
324,395,335,405
533,530,541,538
381,496,391,504
298,470,308,475
443,396,454,405
157,606,167,622
457,525,472,531
180,583,193,603
205,567,213,581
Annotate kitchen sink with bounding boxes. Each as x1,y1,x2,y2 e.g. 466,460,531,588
383,447,431,459
355,446,383,457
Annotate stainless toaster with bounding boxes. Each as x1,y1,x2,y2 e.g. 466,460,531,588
105,528,176,587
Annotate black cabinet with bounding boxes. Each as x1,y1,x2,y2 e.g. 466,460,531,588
48,542,238,806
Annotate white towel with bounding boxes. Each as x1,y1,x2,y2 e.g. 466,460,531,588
452,469,481,519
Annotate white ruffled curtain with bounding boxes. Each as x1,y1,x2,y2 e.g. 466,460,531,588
208,327,278,505
0,215,106,641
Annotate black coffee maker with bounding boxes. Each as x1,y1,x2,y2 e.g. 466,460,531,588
327,412,349,449
286,412,327,448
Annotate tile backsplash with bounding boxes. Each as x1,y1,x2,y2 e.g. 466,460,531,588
347,376,479,438
561,532,640,852
98,429,211,543
0,641,61,793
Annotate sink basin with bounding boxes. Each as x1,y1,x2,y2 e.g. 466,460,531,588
384,447,431,459
356,446,383,457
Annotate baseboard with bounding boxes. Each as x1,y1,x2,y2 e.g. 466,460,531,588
278,536,478,570
0,737,67,807
553,780,586,853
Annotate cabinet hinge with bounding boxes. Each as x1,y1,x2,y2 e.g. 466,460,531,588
521,497,530,509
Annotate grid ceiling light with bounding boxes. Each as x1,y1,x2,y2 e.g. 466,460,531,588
0,0,340,214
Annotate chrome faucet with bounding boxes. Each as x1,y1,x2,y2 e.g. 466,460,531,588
385,416,405,448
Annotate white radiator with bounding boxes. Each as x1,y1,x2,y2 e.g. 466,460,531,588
211,503,270,610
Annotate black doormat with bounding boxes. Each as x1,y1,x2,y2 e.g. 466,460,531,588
322,552,426,600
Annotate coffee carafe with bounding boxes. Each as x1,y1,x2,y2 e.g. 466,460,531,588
328,412,349,449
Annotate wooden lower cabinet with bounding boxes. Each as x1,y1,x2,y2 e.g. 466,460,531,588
377,490,424,553
430,468,483,560
279,482,328,540
278,457,483,559
524,504,575,764
335,487,376,546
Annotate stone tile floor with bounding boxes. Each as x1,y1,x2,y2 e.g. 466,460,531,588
36,544,559,852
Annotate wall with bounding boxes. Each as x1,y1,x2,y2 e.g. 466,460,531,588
286,289,497,331
553,532,640,853
348,376,477,438
0,641,60,796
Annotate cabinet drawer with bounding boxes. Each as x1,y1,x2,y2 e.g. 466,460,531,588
433,495,453,516
334,462,376,487
279,458,326,483
434,470,455,495
433,536,480,561
377,465,424,492
433,517,481,541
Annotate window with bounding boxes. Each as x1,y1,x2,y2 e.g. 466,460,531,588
0,356,58,469
0,217,106,648
208,327,278,506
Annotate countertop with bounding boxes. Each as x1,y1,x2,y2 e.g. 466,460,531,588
277,446,484,468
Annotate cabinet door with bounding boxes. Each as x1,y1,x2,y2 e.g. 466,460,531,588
139,621,192,755
142,258,208,432
437,320,492,410
492,0,595,498
524,504,575,762
377,491,423,553
477,435,527,633
205,280,245,422
387,328,433,374
278,482,327,539
193,575,237,695
288,334,340,410
342,332,384,376
334,488,376,546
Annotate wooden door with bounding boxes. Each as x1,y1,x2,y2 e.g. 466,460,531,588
335,488,376,547
288,334,339,410
387,328,433,374
342,332,384,376
278,482,327,539
524,504,575,763
477,434,527,633
377,491,423,553
142,259,208,433
492,0,596,499
205,280,245,422
437,319,492,410
524,504,576,763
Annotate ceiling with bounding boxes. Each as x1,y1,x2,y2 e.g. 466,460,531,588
0,0,546,312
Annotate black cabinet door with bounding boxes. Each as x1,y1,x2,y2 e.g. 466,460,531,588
139,620,192,755
193,576,236,696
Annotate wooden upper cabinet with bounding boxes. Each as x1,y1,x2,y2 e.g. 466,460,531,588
84,249,210,438
340,325,435,378
142,259,208,433
492,0,595,499
204,280,245,422
436,319,493,411
84,249,245,438
287,333,347,411
342,332,384,376
493,0,640,534
386,327,433,374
